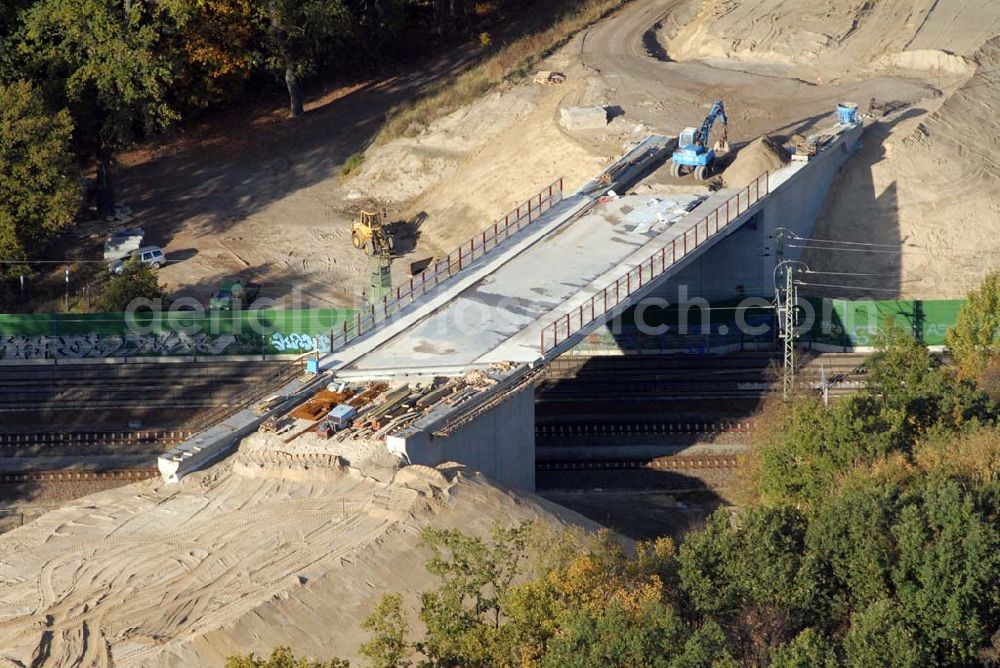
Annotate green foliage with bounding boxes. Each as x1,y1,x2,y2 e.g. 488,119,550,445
678,507,827,662
671,621,738,668
21,0,182,150
102,259,164,311
807,476,1000,664
539,600,686,668
341,152,365,176
770,628,839,668
842,599,926,668
226,646,349,668
806,480,900,612
415,523,531,666
756,324,998,508
947,270,1000,379
0,79,79,278
359,593,410,668
0,0,34,81
890,479,1000,664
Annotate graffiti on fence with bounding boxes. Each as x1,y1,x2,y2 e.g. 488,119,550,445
269,332,330,353
0,332,239,360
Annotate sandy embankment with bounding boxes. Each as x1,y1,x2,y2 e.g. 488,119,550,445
0,433,596,667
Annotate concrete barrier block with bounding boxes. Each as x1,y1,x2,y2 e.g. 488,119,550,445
560,106,608,131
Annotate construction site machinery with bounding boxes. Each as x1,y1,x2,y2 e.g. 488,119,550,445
209,279,260,311
349,209,395,303
351,210,393,256
670,100,730,181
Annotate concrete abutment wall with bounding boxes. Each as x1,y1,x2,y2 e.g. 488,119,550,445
386,387,536,491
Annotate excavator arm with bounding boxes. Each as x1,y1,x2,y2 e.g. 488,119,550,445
695,100,728,148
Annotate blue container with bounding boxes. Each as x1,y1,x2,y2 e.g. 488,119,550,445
837,103,858,125
306,359,320,374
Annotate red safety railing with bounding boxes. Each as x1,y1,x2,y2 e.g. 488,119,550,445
330,178,564,351
539,172,769,356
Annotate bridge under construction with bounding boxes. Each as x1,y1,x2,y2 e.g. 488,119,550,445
153,112,863,490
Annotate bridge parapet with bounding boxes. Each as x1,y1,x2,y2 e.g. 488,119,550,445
539,172,770,355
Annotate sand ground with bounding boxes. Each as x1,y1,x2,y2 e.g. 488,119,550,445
0,434,597,666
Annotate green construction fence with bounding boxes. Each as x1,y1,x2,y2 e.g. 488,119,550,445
802,298,964,348
0,308,355,359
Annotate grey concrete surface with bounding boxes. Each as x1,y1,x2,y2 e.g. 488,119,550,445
559,106,609,130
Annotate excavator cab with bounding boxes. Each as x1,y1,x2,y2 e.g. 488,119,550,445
678,127,697,149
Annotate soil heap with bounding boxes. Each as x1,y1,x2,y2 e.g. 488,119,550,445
0,434,595,666
722,135,790,189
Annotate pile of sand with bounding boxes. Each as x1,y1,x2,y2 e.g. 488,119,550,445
804,35,1000,299
344,56,606,258
722,135,790,189
660,0,999,80
0,438,596,666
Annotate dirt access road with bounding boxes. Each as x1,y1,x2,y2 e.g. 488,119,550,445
578,0,937,145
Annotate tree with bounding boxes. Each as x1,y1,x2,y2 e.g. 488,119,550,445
677,507,826,661
754,326,997,509
770,628,839,668
671,621,739,668
0,79,80,279
889,479,1000,664
359,593,411,668
102,259,165,311
226,646,349,668
947,271,1000,379
842,599,926,668
21,0,184,216
415,523,531,666
0,0,34,82
262,0,348,118
170,0,260,108
538,600,686,668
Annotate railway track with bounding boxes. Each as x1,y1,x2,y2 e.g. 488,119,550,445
0,361,296,416
542,352,869,376
537,353,868,400
0,430,193,449
0,361,302,434
536,420,758,438
537,454,738,472
0,469,158,483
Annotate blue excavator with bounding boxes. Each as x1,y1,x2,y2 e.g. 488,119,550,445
670,100,730,181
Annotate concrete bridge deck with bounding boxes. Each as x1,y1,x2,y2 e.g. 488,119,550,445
333,172,770,377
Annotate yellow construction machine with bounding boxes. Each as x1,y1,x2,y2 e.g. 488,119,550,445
350,209,393,256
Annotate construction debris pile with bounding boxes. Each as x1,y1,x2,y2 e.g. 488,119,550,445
256,366,514,447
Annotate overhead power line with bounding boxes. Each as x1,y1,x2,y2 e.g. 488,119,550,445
794,280,903,293
782,232,902,248
800,269,898,277
787,243,908,255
